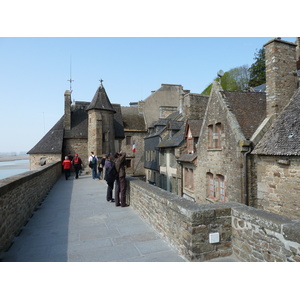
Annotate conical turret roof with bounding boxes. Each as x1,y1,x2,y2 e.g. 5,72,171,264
86,83,116,113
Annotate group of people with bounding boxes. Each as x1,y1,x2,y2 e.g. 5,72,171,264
62,153,83,180
62,151,128,207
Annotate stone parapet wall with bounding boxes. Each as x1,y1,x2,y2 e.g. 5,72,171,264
127,177,300,262
127,177,234,261
0,162,61,252
232,205,300,262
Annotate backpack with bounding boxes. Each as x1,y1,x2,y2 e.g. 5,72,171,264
105,162,118,182
92,156,97,164
74,157,79,164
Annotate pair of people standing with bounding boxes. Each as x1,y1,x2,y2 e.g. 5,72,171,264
104,151,128,207
62,153,82,180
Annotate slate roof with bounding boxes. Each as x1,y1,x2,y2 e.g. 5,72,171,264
220,91,266,140
86,85,116,113
64,106,88,139
27,117,64,154
253,83,266,92
112,104,125,139
186,119,202,138
178,152,197,163
252,88,300,156
121,106,146,131
157,126,185,148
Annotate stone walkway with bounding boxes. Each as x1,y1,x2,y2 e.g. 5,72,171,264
1,174,187,262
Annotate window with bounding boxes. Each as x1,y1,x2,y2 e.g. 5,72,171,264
207,172,226,202
184,168,194,190
208,125,214,149
215,123,222,149
187,128,194,154
217,175,225,202
125,159,132,168
126,136,132,145
207,172,215,199
207,123,222,149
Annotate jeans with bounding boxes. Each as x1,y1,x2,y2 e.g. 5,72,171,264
92,165,99,179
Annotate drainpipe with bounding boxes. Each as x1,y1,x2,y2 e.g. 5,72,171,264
243,145,252,206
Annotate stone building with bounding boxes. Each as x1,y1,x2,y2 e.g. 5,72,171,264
194,82,266,204
178,93,209,201
251,38,300,220
120,105,147,176
28,82,189,178
144,92,209,197
252,89,300,219
28,83,124,170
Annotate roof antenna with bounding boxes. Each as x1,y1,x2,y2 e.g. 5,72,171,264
67,55,74,93
99,78,104,87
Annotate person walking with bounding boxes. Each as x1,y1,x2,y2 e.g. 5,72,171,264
89,152,99,179
62,156,72,180
72,153,82,179
104,153,117,202
98,154,106,180
114,151,128,207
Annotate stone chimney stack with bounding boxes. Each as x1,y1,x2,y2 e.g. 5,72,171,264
264,38,297,117
296,37,300,70
64,90,72,130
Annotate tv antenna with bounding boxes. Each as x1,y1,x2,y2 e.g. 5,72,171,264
67,56,74,93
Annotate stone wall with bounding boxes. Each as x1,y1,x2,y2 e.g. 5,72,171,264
127,177,234,261
29,153,62,170
0,161,62,252
232,205,300,262
256,156,300,220
127,177,300,262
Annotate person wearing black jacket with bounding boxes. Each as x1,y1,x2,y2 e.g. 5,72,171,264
98,154,106,180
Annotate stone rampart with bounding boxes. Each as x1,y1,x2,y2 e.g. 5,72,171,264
127,177,234,261
232,206,300,262
127,177,300,262
0,161,62,252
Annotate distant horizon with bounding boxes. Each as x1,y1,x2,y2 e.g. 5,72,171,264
0,152,29,156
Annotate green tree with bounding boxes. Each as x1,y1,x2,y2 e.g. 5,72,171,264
201,65,250,95
248,48,266,87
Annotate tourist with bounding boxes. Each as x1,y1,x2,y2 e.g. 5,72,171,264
104,153,117,202
72,153,82,179
114,151,128,207
89,152,99,179
98,154,106,180
62,156,72,180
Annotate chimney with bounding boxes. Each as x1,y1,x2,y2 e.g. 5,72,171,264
264,38,297,117
64,90,72,130
296,37,300,70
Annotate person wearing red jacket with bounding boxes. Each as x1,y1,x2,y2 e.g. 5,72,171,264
62,156,72,180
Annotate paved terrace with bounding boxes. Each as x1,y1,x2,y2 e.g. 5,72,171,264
1,174,237,262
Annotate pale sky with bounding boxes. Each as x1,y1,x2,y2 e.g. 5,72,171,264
0,1,297,154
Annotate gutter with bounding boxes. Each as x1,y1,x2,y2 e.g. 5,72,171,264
243,145,252,206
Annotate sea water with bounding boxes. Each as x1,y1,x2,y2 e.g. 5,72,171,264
0,159,30,180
